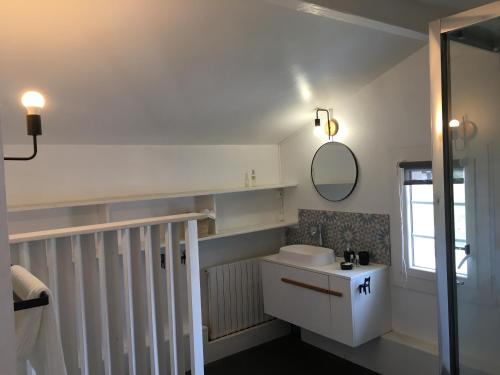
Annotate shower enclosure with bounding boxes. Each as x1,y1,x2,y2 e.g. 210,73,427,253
430,2,500,374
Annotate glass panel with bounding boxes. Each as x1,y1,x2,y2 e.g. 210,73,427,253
412,236,436,270
409,169,432,182
453,204,466,241
411,184,433,202
453,183,465,204
453,167,465,182
411,203,435,237
447,18,500,373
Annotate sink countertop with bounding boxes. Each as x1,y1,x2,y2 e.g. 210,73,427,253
261,253,388,280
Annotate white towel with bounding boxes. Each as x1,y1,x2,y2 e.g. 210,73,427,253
11,265,67,375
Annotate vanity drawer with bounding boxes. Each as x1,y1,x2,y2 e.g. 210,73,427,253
261,261,331,338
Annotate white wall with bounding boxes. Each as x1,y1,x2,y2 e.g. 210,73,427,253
280,46,439,351
3,144,280,208
0,131,18,374
3,143,287,349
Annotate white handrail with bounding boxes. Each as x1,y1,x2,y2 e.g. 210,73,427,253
8,212,206,243
10,212,206,375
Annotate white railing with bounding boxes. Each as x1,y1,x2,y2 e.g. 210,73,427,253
9,213,206,375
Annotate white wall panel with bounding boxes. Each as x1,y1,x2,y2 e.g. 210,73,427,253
0,127,17,374
4,145,280,209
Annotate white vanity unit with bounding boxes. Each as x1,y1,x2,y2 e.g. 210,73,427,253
261,245,390,347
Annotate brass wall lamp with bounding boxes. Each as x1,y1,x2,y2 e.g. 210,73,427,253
4,91,45,161
314,108,339,141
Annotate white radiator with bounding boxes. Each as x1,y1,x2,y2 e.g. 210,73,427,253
206,258,273,340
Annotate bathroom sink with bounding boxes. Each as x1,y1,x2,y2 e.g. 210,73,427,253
278,244,335,266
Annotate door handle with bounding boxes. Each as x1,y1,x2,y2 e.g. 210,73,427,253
456,244,471,270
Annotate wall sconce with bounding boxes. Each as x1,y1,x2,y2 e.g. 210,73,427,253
4,91,45,161
448,115,477,151
449,119,460,128
315,108,339,141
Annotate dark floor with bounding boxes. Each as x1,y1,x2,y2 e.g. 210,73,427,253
200,335,380,375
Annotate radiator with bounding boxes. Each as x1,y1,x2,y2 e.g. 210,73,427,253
206,258,273,340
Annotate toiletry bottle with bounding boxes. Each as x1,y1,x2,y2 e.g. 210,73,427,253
244,172,250,187
344,245,351,263
277,190,285,222
350,250,356,265
251,169,257,187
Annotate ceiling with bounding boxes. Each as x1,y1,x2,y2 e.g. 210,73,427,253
412,0,492,12
0,0,429,144
449,16,500,52
310,0,494,34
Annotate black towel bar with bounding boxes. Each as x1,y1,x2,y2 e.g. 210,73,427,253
13,292,49,311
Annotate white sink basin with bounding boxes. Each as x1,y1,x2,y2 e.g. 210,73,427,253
278,244,335,266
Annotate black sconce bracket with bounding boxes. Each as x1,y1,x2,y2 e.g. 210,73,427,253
4,114,41,161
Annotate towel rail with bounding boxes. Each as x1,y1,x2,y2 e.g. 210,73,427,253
13,291,49,311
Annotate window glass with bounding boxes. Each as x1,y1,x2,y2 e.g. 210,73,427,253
411,184,433,202
454,204,466,241
409,170,432,182
411,202,435,237
453,183,466,203
403,168,467,277
412,236,436,270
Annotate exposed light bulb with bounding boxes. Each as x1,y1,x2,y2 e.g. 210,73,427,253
314,125,326,139
21,91,45,115
449,119,460,128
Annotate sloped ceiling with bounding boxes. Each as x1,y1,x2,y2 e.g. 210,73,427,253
0,0,424,145
308,0,494,34
411,0,493,15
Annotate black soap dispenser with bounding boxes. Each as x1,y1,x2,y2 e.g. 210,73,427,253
343,245,351,263
341,245,355,270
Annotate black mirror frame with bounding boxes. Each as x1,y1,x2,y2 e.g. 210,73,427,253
310,142,359,202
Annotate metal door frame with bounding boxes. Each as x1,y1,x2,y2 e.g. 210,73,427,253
430,2,500,373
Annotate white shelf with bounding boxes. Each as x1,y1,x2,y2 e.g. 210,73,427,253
180,220,298,244
8,183,297,212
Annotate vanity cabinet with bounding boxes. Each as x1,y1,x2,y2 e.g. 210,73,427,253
260,262,332,337
261,256,390,347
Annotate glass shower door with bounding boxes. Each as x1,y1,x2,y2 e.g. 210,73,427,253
446,16,500,375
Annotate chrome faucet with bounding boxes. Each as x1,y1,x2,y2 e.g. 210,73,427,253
310,224,324,247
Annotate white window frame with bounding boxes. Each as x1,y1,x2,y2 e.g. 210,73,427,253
401,177,437,281
400,162,474,282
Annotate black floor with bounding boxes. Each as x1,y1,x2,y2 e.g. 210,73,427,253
200,335,379,375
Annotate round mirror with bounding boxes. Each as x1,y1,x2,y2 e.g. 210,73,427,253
311,142,358,201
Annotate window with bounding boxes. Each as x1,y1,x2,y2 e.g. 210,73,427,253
400,161,468,277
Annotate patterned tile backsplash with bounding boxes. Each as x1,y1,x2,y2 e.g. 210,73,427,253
286,209,391,265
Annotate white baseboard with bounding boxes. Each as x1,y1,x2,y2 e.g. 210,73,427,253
204,320,291,364
302,329,439,375
303,329,495,375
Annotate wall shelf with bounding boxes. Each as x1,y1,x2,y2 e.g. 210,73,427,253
7,183,297,213
180,220,298,244
8,182,297,240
